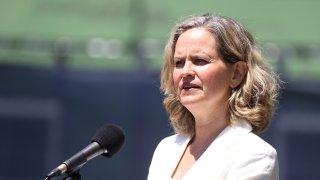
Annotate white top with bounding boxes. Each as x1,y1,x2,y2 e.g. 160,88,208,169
147,120,279,180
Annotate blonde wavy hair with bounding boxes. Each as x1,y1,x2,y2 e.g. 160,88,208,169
161,14,281,136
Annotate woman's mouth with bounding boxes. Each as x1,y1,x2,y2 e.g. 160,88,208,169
182,83,201,90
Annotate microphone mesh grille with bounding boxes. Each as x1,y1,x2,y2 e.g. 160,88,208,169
91,124,125,158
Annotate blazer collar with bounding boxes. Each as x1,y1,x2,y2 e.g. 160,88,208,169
182,120,253,179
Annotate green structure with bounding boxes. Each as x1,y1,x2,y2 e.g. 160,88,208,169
0,0,320,79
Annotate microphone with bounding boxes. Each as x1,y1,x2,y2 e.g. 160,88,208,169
46,124,125,179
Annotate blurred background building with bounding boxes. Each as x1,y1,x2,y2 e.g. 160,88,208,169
0,0,319,179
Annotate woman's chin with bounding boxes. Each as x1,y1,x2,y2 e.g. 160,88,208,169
180,96,203,107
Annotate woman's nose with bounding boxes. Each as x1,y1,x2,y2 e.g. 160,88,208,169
182,61,195,77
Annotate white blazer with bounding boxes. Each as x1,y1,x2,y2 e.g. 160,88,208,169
147,120,279,180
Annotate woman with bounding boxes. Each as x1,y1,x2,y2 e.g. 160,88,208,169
148,14,281,180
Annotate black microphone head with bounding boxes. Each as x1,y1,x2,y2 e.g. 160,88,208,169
91,124,125,158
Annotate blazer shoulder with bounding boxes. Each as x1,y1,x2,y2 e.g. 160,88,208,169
240,132,277,155
156,134,189,149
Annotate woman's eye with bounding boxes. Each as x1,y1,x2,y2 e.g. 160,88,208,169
174,60,185,68
194,59,209,65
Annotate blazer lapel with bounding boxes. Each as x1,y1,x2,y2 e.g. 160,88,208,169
183,120,252,179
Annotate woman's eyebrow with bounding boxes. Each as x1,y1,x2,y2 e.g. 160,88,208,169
190,53,213,59
173,55,184,60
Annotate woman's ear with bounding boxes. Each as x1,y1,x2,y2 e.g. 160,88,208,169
230,61,248,88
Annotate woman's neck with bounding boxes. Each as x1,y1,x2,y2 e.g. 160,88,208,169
189,113,229,160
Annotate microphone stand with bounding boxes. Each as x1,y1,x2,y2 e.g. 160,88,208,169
63,169,81,180
44,169,81,180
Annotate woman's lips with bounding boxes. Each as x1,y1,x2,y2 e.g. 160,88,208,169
181,83,201,90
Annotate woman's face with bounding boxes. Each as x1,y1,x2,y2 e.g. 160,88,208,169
173,28,234,111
